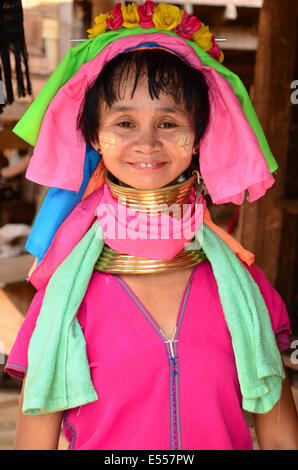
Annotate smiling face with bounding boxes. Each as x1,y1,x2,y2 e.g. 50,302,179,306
78,49,210,189
95,76,196,190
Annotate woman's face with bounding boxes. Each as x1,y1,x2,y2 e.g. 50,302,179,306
95,76,196,190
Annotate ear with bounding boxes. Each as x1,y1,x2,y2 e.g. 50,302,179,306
193,141,200,154
89,137,101,154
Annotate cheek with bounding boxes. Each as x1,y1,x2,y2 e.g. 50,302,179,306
175,133,194,160
98,132,117,155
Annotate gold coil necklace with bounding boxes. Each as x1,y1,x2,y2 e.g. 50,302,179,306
94,170,207,274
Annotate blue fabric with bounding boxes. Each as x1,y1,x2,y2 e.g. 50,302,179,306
119,42,190,64
25,144,100,264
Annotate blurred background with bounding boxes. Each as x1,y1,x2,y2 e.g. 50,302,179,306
0,0,297,450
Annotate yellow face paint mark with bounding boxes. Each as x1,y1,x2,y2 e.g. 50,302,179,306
99,133,116,153
176,134,193,159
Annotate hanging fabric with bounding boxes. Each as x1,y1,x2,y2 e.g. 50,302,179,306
0,0,31,113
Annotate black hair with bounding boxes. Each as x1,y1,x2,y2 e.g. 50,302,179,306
77,48,210,152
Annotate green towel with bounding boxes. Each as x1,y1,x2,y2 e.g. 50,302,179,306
23,221,285,415
23,220,104,414
198,225,285,413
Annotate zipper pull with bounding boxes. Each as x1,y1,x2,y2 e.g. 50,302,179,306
160,327,178,358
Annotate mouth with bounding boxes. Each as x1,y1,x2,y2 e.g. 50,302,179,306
128,161,167,171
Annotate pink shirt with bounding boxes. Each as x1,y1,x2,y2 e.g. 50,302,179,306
5,260,291,450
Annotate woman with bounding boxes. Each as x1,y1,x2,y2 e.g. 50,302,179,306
5,1,298,450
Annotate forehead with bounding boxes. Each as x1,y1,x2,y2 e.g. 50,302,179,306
101,70,187,114
101,93,187,118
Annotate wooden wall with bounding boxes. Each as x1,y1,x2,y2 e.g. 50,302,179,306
238,0,298,334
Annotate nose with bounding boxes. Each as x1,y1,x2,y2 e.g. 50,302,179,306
133,126,162,154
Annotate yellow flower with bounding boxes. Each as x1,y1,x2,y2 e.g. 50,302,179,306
153,2,183,31
121,3,140,28
219,50,224,63
192,22,213,51
87,12,110,38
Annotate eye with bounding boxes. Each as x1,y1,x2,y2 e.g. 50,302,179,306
117,121,134,128
159,121,177,129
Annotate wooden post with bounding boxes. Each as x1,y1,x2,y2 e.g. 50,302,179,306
238,0,298,285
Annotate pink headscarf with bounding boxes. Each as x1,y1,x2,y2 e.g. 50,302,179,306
25,33,274,205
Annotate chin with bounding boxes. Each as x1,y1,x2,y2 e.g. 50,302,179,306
108,172,173,191
123,176,176,190
106,163,191,190
133,182,168,190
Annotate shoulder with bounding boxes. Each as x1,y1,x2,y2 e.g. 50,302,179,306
241,261,284,311
241,261,292,351
192,258,292,351
76,271,116,327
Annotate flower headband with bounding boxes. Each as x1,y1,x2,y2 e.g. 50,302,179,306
87,1,224,64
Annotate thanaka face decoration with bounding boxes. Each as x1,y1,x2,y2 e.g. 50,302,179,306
176,133,194,159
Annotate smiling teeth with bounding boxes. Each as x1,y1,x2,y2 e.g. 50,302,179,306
135,163,159,168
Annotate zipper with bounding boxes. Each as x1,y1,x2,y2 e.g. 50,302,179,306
160,328,180,450
159,275,193,450
170,355,179,450
113,272,195,451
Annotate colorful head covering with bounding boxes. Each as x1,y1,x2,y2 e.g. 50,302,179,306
15,1,276,207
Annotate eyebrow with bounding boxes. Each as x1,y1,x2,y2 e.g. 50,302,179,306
107,105,183,114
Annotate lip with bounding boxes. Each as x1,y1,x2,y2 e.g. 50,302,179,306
128,161,167,171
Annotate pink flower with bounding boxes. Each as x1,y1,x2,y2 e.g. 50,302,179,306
173,10,201,40
138,0,156,28
107,2,123,30
207,35,221,61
